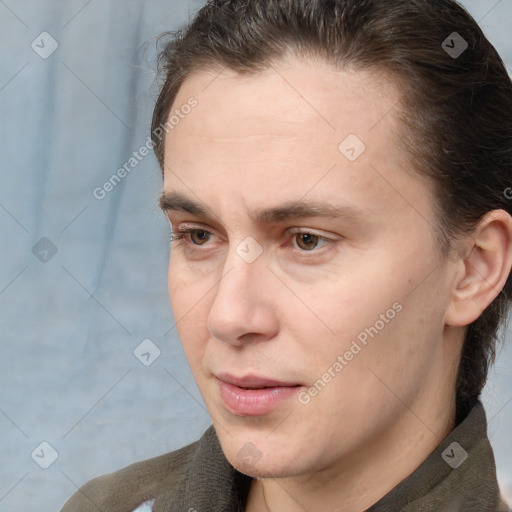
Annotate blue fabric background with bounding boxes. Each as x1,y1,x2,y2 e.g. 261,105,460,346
1,1,511,510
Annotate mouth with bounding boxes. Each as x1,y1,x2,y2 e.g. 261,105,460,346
216,372,303,416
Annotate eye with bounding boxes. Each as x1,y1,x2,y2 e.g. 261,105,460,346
291,231,332,252
169,228,214,246
169,226,337,256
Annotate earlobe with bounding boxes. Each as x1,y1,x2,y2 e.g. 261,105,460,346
445,210,512,327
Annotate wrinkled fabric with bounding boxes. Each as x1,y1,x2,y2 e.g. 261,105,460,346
61,401,509,512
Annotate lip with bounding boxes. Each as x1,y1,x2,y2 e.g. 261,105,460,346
216,372,303,416
217,372,301,389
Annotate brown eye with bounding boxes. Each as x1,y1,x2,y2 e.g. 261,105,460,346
189,230,212,245
294,233,320,251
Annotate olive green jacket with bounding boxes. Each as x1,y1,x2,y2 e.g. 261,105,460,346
61,401,510,511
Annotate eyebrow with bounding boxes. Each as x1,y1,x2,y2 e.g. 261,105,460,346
159,190,365,225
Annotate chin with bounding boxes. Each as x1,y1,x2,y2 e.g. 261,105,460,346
229,456,301,479
218,434,310,479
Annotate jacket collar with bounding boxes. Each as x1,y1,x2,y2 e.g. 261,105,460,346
367,400,501,511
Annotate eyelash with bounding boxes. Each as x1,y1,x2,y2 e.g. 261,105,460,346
168,227,336,256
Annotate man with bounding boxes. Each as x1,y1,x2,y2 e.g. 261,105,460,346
61,0,512,510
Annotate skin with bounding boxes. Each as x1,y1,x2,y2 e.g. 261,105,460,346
160,54,512,511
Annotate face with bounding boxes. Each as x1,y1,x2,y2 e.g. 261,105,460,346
161,55,458,480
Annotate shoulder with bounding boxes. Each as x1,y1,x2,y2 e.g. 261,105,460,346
60,436,202,512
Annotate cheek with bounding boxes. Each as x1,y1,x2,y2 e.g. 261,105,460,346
299,249,444,382
168,259,211,365
308,268,400,343
167,256,205,318
294,297,441,442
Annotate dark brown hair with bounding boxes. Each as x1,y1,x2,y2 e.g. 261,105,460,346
151,0,512,422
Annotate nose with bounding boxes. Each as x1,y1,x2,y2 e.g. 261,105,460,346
206,245,279,346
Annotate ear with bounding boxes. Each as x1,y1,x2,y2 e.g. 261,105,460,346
445,209,512,327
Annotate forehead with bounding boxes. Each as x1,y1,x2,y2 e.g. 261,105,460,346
167,57,400,144
161,56,433,230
